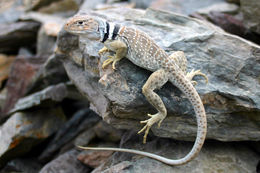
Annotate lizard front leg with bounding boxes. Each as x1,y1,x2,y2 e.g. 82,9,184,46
98,46,109,55
169,51,208,85
102,40,127,69
138,69,169,144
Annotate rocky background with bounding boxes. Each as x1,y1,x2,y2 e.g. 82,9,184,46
0,0,259,172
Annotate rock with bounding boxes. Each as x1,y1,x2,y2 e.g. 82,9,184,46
94,121,124,142
226,0,240,5
37,0,82,15
94,2,135,10
77,150,114,168
0,89,7,112
93,161,132,173
0,21,40,54
202,11,260,45
59,8,260,142
240,0,260,34
39,108,100,162
39,149,90,173
79,0,106,10
93,132,260,173
149,0,226,15
73,128,96,147
9,83,71,114
2,56,47,117
26,55,69,95
0,108,66,168
0,158,42,173
196,2,239,15
20,12,66,37
0,54,15,88
37,27,57,56
0,0,25,24
23,0,60,11
130,0,155,9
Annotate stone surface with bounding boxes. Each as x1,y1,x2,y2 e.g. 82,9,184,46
0,21,40,54
191,11,260,45
94,121,123,142
240,0,260,34
39,149,90,173
0,0,25,24
39,108,100,162
38,0,81,15
196,2,239,15
93,132,260,173
9,83,70,114
73,128,96,147
23,0,60,11
77,150,114,168
0,158,42,173
0,55,15,88
149,0,225,15
2,56,47,117
37,27,57,56
59,8,260,142
0,108,66,168
26,54,69,95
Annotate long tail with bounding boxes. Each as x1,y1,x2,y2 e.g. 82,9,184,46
78,75,207,166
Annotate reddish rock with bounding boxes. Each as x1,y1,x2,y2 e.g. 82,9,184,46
2,56,47,117
77,150,114,168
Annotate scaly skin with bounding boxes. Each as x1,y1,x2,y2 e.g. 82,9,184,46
64,14,208,165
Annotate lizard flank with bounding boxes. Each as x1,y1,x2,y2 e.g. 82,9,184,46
64,13,208,166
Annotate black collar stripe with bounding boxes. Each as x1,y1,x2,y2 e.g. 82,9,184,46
101,22,109,43
112,24,120,40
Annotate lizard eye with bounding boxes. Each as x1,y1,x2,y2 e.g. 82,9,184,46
77,21,84,25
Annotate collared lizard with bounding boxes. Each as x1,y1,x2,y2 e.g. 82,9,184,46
64,13,208,165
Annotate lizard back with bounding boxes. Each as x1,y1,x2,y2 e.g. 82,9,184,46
118,26,172,72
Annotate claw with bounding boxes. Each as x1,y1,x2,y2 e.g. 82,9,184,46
98,47,109,56
186,69,208,85
137,112,166,144
102,55,114,69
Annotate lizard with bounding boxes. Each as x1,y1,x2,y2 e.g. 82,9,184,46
64,13,208,165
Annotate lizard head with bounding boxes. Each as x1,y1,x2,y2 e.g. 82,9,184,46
64,14,100,39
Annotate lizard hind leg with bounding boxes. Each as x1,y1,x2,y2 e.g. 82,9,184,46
138,69,169,144
169,51,208,85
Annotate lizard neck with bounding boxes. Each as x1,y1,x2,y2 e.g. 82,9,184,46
97,20,121,43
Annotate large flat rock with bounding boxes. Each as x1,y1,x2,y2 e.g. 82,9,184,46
58,8,260,142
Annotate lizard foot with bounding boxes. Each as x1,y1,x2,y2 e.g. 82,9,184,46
98,47,109,56
102,55,120,69
137,112,166,144
186,69,208,86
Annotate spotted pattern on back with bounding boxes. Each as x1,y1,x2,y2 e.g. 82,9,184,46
118,26,178,72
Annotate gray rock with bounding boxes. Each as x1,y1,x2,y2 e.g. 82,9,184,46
26,55,70,95
0,158,42,173
0,21,40,53
39,108,100,162
74,128,96,147
39,149,90,173
0,108,66,168
9,83,70,114
37,26,57,56
93,133,260,173
94,121,123,142
79,0,106,11
59,8,260,142
196,2,239,15
149,0,225,15
240,0,260,34
0,0,25,24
